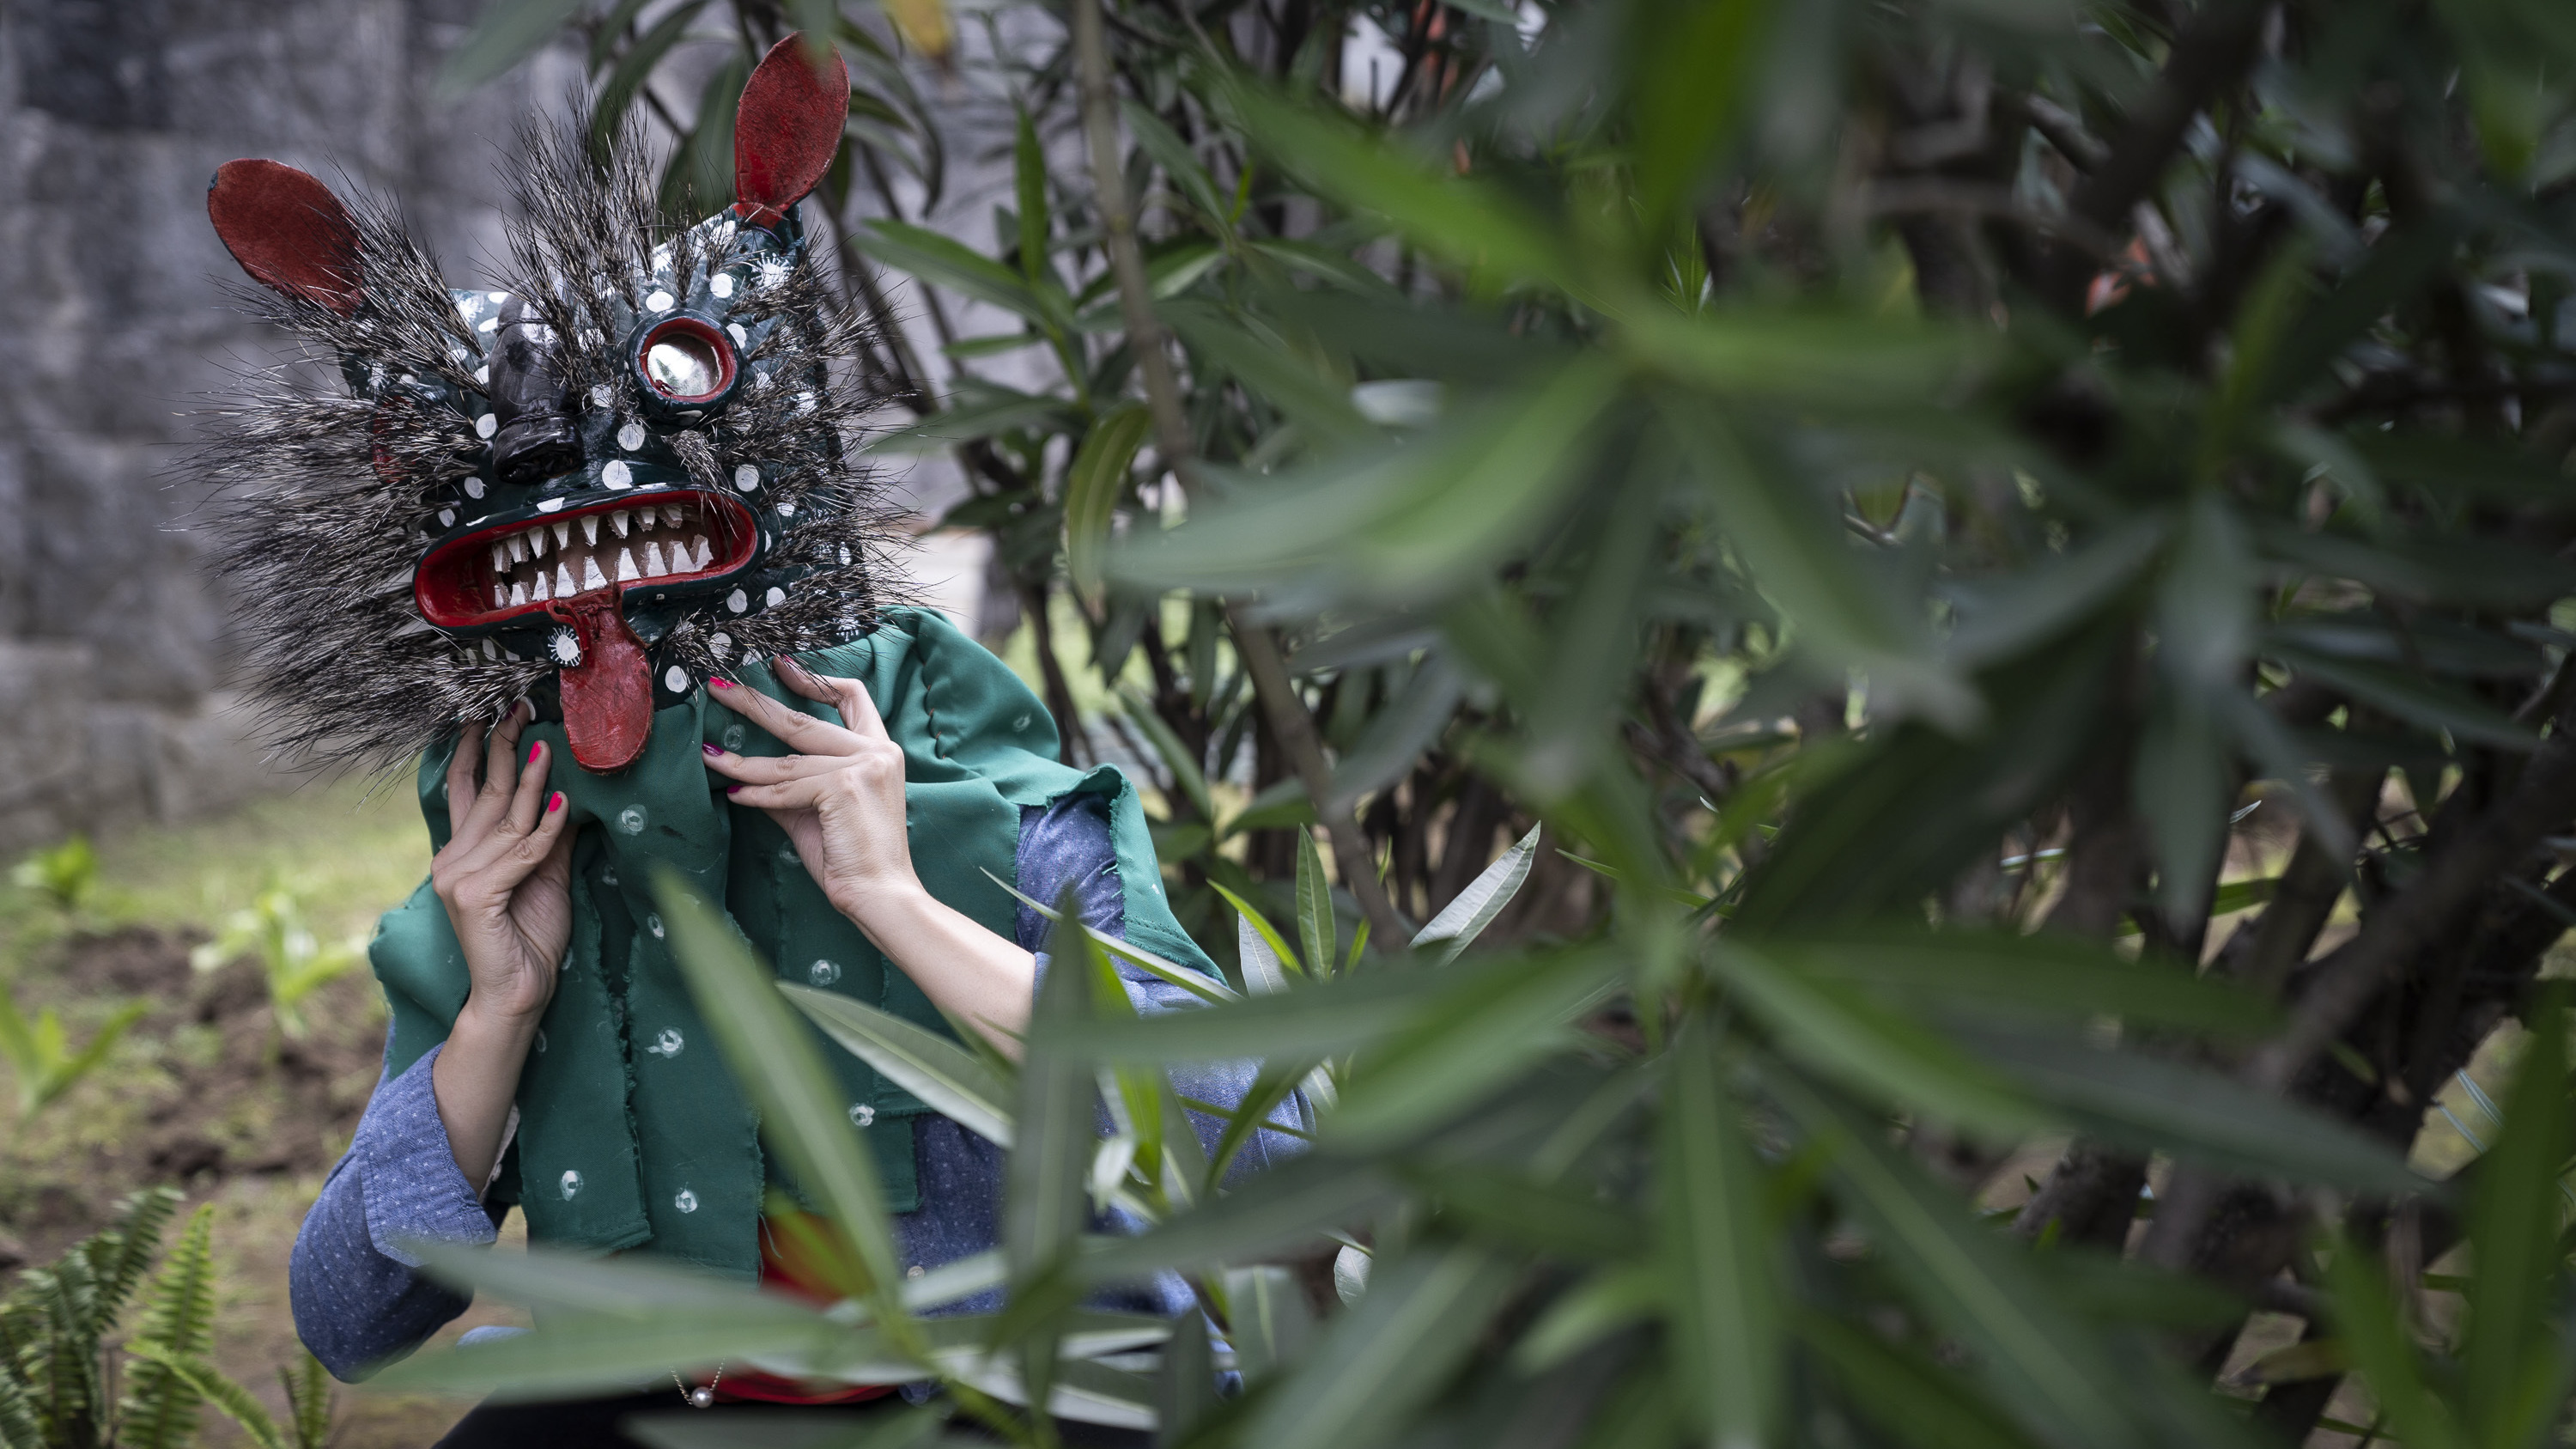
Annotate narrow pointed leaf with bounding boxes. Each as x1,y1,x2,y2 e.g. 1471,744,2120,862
783,983,1016,1148
1410,825,1541,964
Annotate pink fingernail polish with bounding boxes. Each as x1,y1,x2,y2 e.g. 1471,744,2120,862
709,678,734,690
702,743,722,757
527,740,543,764
547,791,564,813
726,785,742,795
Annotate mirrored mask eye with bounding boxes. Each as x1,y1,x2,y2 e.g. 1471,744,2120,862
647,332,725,399
629,314,738,426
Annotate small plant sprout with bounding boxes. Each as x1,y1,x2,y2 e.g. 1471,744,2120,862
10,835,99,916
190,878,365,1041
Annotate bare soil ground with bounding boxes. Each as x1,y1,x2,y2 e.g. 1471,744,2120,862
0,786,524,1448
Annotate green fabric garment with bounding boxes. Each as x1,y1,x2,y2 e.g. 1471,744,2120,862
365,606,1215,1277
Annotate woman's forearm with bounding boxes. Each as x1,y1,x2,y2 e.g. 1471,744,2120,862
431,1002,540,1186
838,881,1036,1056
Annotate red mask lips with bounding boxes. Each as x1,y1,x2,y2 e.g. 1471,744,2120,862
415,490,758,773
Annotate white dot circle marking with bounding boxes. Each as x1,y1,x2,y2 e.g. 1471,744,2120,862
437,508,456,527
726,588,748,613
765,587,786,607
710,273,736,300
645,912,664,936
849,1103,877,1128
732,465,759,490
674,1189,699,1214
651,1027,683,1056
618,421,646,451
464,478,485,498
601,460,633,489
590,383,614,409
477,315,498,333
710,631,733,659
489,290,510,303
619,806,649,835
475,413,497,439
474,365,489,386
809,959,841,986
646,289,674,313
664,665,689,694
728,323,749,348
560,1170,582,1199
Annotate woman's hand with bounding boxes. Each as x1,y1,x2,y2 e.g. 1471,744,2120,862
702,658,916,923
430,703,575,1024
705,657,1037,1053
428,703,574,1185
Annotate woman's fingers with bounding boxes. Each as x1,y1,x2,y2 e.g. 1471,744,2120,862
461,703,532,837
446,717,488,837
778,654,889,744
470,782,573,891
701,746,863,786
506,739,555,837
718,772,834,813
707,676,861,756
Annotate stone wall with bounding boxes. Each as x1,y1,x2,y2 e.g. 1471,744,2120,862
0,0,580,854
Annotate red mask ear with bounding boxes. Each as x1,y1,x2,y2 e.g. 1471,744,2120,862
732,34,850,228
208,161,362,315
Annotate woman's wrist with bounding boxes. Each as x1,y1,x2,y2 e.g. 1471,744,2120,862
829,874,932,941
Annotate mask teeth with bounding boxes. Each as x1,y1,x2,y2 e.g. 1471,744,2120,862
467,496,730,618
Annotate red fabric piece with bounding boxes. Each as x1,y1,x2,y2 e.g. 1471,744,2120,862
207,160,362,315
546,591,653,774
732,35,850,228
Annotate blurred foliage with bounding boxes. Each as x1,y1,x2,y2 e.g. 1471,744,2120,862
0,988,145,1121
10,842,97,922
408,0,2576,1445
189,881,367,1044
0,1190,331,1449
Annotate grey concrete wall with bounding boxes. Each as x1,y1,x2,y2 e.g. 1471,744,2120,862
0,0,580,853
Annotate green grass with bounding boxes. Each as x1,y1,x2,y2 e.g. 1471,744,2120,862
3,773,431,977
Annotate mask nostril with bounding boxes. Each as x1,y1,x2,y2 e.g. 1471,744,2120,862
486,293,585,488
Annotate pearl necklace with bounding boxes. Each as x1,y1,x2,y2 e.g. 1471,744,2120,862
672,1361,725,1409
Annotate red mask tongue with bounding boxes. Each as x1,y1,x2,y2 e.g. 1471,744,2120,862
547,591,653,774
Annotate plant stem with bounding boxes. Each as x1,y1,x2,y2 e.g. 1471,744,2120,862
1067,0,1411,952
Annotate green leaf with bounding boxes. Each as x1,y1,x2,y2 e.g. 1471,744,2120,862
1224,85,1577,297
1794,1310,2046,1449
1420,1164,1643,1260
1664,405,1979,731
1627,0,1780,239
1078,1152,1402,1279
1119,685,1214,825
1213,881,1303,980
1662,1026,1782,1448
1714,943,2050,1137
1009,909,1102,1281
782,983,1016,1148
1121,99,1229,227
1153,1307,1218,1445
1409,825,1541,965
1064,404,1153,605
984,870,1240,1004
367,1306,847,1400
1032,954,1516,1063
1164,301,1370,447
859,221,1056,326
589,2,711,161
654,871,912,1331
1121,359,1621,606
1776,929,2281,1037
2461,986,2576,1446
864,387,1077,455
1294,832,1338,982
1773,1079,2149,1449
1958,1031,2427,1192
1223,1264,1314,1383
1327,951,1620,1148
437,0,585,96
122,1345,283,1449
1013,108,1050,284
2320,1233,2466,1449
2270,646,2539,750
1236,1245,1519,1449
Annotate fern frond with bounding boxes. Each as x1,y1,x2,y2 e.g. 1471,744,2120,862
89,1188,183,1318
36,1257,105,1447
0,1366,43,1449
278,1349,332,1449
118,1207,218,1449
124,1344,285,1449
